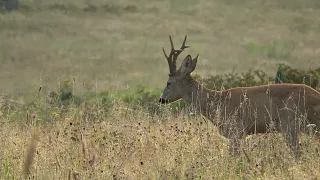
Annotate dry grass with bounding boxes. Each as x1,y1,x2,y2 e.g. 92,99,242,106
0,105,320,179
1,0,320,179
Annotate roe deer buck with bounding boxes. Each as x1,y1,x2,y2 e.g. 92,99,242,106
158,35,320,158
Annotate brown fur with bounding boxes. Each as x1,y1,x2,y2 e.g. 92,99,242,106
164,74,320,158
191,80,320,155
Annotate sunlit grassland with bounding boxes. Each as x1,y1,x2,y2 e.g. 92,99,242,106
1,103,320,179
1,0,320,179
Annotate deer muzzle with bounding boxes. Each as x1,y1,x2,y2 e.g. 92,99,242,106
159,98,169,104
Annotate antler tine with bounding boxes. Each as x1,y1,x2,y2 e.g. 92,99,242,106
172,35,189,71
162,47,172,73
180,35,189,50
162,35,190,75
174,35,189,56
162,47,169,61
162,35,176,74
169,35,175,52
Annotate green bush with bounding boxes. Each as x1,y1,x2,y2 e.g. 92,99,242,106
83,91,115,112
0,0,19,11
117,84,186,116
193,64,319,91
195,69,274,90
274,63,320,90
48,79,82,108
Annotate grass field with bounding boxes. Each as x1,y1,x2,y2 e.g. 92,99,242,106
1,0,320,179
1,0,320,94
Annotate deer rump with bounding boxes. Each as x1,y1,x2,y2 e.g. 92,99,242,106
205,84,320,156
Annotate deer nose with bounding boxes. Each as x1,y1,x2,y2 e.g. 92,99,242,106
159,98,169,104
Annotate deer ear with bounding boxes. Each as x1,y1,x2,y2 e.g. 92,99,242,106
178,54,198,75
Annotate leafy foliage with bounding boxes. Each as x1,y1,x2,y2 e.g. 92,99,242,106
48,79,81,108
274,63,320,90
194,69,274,91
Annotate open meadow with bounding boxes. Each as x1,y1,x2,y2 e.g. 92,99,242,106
1,0,320,179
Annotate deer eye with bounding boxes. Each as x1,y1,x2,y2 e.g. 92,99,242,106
167,82,171,87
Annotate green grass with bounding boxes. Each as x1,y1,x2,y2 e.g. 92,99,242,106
1,0,320,179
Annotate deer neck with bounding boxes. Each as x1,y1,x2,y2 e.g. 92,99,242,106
181,77,222,120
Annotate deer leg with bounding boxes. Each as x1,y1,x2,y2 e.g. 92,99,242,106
304,113,320,140
228,121,246,156
229,129,239,155
279,108,301,159
229,135,242,156
311,105,320,138
310,107,320,138
230,106,251,156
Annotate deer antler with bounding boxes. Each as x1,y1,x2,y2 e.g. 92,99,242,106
162,35,189,75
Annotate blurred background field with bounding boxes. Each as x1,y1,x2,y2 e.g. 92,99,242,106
1,0,320,95
1,0,320,179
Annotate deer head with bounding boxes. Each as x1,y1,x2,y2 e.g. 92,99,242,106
159,35,199,104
